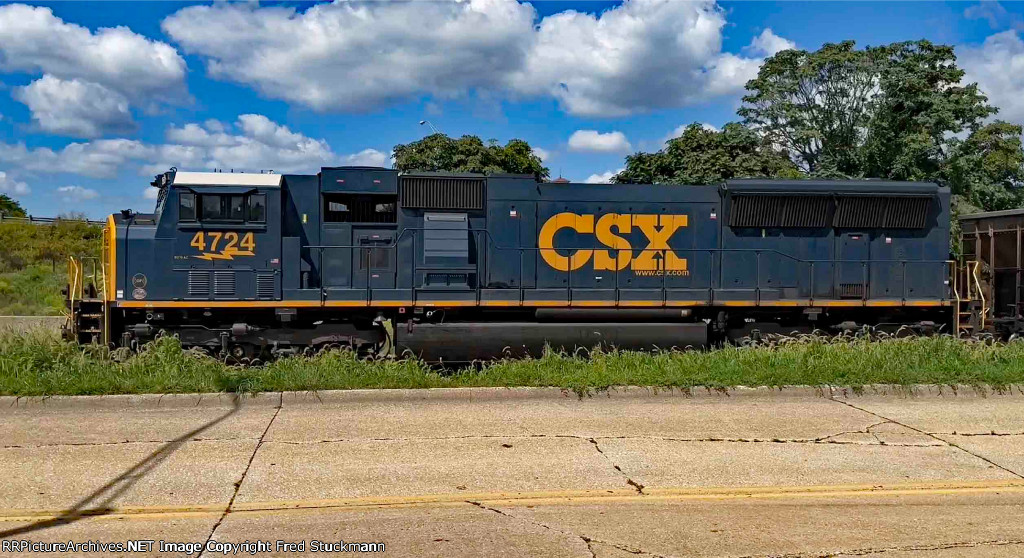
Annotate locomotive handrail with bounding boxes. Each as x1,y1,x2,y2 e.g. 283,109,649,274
306,227,954,306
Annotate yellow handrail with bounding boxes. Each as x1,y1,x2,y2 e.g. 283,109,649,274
951,260,961,335
971,261,987,330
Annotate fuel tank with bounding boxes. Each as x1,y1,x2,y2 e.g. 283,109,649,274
394,321,709,362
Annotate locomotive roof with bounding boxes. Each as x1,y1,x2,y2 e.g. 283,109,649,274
959,208,1024,220
171,171,282,187
725,179,942,194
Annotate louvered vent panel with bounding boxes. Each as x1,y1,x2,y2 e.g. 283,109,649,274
834,196,931,229
400,177,485,210
256,273,275,299
188,271,210,296
425,273,469,286
840,283,865,299
213,271,235,296
729,195,832,228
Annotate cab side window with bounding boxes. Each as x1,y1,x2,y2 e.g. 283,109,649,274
180,192,267,224
179,193,196,221
248,194,266,223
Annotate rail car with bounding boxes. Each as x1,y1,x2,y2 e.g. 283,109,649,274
65,167,994,361
959,208,1024,337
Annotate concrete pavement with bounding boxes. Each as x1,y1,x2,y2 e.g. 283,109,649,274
1,386,1023,556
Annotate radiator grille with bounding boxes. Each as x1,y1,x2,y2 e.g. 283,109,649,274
834,196,931,229
188,271,209,296
213,271,235,296
400,176,485,210
256,273,275,299
729,195,832,228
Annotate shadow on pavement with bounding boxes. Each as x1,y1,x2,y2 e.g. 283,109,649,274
0,395,243,537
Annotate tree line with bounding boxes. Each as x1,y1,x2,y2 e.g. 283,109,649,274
394,40,1024,214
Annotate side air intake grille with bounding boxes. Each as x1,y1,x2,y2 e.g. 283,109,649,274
729,194,932,229
400,176,485,210
188,271,210,297
213,271,235,296
834,196,931,229
256,273,275,299
729,195,832,228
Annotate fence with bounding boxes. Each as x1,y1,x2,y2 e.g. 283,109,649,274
0,213,105,226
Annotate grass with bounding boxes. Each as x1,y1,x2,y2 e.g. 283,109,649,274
1,331,1022,397
0,265,68,315
0,219,102,315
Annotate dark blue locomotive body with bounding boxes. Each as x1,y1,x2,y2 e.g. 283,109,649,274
74,167,953,360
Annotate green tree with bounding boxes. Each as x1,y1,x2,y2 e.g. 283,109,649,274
862,41,995,181
614,123,801,184
739,40,995,183
0,194,26,217
944,121,1024,212
738,41,877,176
393,134,549,179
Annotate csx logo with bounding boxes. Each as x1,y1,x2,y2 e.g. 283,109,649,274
538,213,689,275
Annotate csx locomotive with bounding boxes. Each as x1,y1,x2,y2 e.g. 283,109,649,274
66,167,983,361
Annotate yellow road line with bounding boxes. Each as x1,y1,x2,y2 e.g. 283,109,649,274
3,480,1023,523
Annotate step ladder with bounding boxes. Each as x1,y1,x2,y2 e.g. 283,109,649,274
953,260,987,337
65,256,106,344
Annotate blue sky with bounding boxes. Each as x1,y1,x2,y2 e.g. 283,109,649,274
0,0,1023,218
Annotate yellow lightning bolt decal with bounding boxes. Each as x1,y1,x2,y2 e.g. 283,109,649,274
193,249,254,261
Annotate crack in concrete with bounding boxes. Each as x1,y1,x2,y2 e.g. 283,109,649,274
830,398,1024,480
198,393,283,558
466,500,671,558
3,428,949,451
261,430,940,448
588,438,645,495
932,431,1024,437
740,537,1024,557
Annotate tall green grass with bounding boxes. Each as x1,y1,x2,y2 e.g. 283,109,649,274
1,331,1022,396
0,219,102,315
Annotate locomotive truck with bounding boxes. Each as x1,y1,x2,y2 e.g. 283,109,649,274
65,167,993,361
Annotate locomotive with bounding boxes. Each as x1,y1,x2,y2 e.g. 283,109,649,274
65,167,991,361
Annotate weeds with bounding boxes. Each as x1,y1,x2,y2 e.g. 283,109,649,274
1,331,1022,397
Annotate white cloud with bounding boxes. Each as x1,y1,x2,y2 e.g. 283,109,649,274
960,30,1024,123
0,4,186,137
143,187,159,200
584,169,623,184
662,122,719,144
162,0,789,117
0,4,185,99
0,171,29,195
0,139,149,178
965,1,1024,32
532,147,550,162
0,114,382,179
342,148,389,167
568,130,633,153
514,1,755,116
745,29,796,57
57,185,99,202
14,75,135,138
163,0,536,112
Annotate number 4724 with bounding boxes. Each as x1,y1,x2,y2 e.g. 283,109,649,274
190,231,256,253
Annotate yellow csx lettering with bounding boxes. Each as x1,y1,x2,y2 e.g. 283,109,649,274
538,213,688,273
